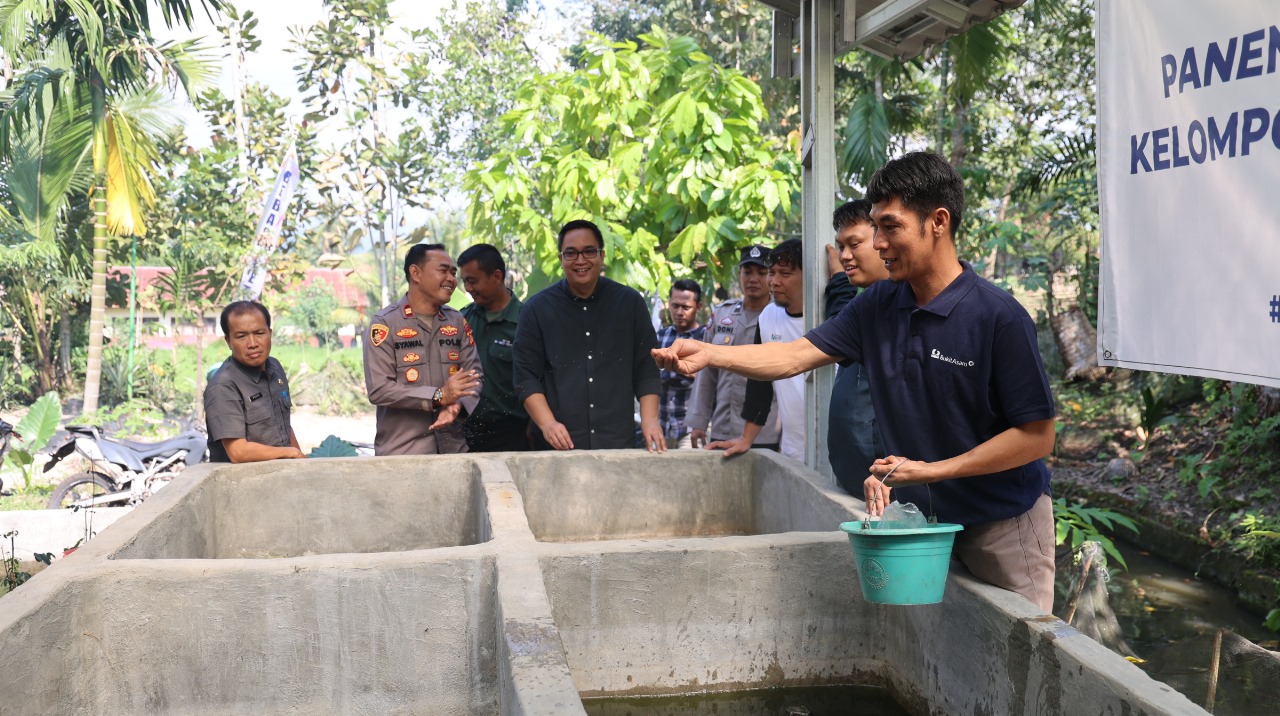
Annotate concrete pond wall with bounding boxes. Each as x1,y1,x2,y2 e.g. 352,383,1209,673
0,450,1204,715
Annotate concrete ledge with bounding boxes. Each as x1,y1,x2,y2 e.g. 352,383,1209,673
0,450,1213,715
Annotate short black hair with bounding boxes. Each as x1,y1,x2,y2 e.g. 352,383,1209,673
457,243,506,279
833,199,873,233
220,300,271,336
557,219,604,249
404,243,448,283
670,278,702,304
769,238,803,270
865,152,965,234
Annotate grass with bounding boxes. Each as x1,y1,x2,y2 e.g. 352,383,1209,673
0,484,54,511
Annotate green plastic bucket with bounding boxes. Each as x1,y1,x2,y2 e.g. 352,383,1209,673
839,521,964,605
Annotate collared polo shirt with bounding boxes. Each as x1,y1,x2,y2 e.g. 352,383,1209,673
461,293,527,428
513,277,661,450
204,356,294,463
806,262,1055,526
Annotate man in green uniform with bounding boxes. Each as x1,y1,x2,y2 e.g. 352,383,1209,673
458,243,531,452
363,243,483,456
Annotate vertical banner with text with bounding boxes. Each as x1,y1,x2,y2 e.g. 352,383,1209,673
237,144,300,300
1098,1,1280,388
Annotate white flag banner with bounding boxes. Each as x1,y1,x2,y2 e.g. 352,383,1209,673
1097,1,1280,388
237,144,301,300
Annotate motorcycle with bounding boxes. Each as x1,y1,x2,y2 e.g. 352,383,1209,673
43,425,208,509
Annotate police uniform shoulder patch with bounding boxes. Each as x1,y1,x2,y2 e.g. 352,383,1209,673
406,367,420,383
396,327,418,339
370,324,389,347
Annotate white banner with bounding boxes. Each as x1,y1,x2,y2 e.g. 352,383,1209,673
1097,1,1280,388
237,144,300,300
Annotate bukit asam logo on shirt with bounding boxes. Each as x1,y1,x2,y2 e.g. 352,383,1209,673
930,348,975,367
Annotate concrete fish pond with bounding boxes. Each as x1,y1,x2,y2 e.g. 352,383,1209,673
0,450,1204,714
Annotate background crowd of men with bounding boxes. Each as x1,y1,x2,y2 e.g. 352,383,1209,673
202,152,1058,611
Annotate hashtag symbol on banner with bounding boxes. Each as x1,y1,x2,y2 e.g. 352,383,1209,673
1272,295,1280,323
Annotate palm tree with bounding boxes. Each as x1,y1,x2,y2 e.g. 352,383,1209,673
0,1,223,414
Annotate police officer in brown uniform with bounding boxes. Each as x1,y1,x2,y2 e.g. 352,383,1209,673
684,245,781,450
363,243,482,456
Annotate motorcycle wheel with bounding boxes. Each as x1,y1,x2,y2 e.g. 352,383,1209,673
47,472,118,509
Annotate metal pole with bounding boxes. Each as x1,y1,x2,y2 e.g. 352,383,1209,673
800,0,837,481
127,234,137,402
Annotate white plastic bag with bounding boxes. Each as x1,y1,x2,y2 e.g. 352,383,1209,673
875,500,927,529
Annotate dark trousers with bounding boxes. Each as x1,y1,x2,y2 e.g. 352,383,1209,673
464,418,533,453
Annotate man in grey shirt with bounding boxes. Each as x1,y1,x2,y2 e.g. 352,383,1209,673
204,301,304,463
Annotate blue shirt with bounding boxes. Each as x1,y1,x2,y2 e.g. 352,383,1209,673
806,262,1054,526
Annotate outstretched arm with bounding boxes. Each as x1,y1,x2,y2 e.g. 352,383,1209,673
652,337,836,381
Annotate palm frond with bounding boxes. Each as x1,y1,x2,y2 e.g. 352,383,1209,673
839,92,889,188
946,16,1013,106
1012,129,1096,200
5,97,93,241
103,88,177,236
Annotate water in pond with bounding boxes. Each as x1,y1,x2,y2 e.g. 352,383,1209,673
1058,540,1280,715
581,685,909,716
1091,541,1273,654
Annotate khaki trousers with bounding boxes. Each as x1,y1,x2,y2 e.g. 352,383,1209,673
953,493,1056,612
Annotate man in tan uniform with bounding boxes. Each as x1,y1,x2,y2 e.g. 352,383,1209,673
364,243,482,455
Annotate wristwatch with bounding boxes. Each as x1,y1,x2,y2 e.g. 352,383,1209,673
431,387,444,410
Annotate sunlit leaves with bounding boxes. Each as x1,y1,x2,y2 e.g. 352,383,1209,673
464,29,797,293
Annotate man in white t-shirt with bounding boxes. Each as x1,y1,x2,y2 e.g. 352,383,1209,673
706,239,808,461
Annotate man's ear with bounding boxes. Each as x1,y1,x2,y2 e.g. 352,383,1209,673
930,207,952,240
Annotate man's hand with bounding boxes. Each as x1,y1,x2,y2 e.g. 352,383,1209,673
651,339,711,377
429,402,462,430
283,447,306,459
640,419,666,454
863,456,921,516
825,243,843,279
538,420,574,450
441,369,482,406
705,436,751,457
689,428,708,449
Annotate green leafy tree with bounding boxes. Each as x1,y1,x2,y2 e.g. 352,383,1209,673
292,0,433,307
282,282,342,348
464,30,797,293
0,0,224,415
400,0,543,186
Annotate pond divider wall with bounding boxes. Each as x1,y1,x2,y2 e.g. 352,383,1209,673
0,450,1204,714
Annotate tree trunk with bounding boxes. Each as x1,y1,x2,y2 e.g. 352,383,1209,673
194,311,206,423
58,312,72,385
83,186,108,415
1050,306,1106,381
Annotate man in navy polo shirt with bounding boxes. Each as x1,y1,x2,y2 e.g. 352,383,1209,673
652,152,1057,611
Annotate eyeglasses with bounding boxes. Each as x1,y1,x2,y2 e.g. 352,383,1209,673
559,247,602,261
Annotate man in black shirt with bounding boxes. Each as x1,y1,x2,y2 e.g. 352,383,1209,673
513,219,665,452
204,301,304,463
